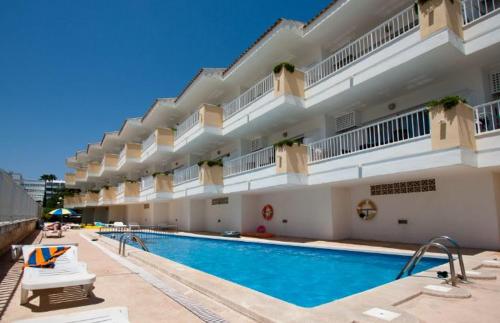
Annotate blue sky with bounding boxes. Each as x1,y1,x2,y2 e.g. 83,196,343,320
0,0,331,180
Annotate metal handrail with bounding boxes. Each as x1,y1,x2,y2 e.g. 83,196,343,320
407,236,467,281
397,242,458,286
119,232,149,256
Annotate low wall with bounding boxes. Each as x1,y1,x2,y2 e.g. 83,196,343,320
0,219,37,255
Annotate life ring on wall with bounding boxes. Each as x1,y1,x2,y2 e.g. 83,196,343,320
357,199,377,221
262,204,274,221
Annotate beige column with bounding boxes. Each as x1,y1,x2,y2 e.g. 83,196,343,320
273,68,305,98
199,164,223,185
124,182,140,197
155,174,173,192
156,128,174,146
125,143,142,158
199,104,223,128
419,0,463,39
275,143,308,174
430,103,476,150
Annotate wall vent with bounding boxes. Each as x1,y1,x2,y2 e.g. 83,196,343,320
491,71,500,95
335,111,359,132
211,197,229,205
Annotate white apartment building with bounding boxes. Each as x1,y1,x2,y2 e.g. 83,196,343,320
65,0,500,249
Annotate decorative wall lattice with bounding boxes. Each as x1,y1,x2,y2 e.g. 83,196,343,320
370,179,436,196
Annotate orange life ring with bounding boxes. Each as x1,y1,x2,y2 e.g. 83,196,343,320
262,204,274,221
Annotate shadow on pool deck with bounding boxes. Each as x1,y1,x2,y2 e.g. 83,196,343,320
0,230,41,320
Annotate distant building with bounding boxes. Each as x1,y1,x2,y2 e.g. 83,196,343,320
7,172,65,204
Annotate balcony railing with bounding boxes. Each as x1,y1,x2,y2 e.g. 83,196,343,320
175,110,200,140
223,73,275,120
308,108,430,163
305,5,419,88
474,99,500,134
142,132,156,152
462,0,500,25
173,165,199,185
141,175,154,191
117,183,125,195
223,146,276,177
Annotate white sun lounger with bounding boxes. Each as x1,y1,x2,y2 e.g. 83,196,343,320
20,245,96,305
128,222,140,230
112,222,127,228
13,306,129,323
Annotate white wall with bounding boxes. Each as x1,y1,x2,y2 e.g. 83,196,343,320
349,171,500,249
243,187,335,240
126,204,145,224
109,205,126,222
0,170,39,222
204,195,243,233
150,202,170,225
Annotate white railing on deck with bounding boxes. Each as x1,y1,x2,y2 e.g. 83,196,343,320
462,0,500,25
142,132,156,152
117,183,125,195
223,146,276,177
305,5,419,88
223,73,274,120
175,110,200,139
141,176,154,191
173,165,200,185
308,108,430,163
118,146,127,166
474,99,500,134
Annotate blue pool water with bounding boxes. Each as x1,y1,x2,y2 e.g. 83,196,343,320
101,232,446,307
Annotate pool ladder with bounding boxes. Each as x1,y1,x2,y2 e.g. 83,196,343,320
396,236,467,286
118,232,149,256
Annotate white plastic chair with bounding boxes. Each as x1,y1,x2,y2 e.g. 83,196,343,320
20,245,96,305
13,306,129,323
112,222,127,228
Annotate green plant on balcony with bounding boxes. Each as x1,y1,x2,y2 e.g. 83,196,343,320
89,189,100,194
103,185,110,190
198,159,223,167
273,138,303,149
273,62,295,74
152,171,171,177
427,96,467,111
125,179,138,183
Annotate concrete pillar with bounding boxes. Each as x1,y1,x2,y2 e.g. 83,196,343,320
419,0,464,39
199,104,223,128
275,143,308,174
156,128,174,146
430,103,476,150
273,68,305,98
199,164,223,185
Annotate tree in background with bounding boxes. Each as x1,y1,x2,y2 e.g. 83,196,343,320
39,174,57,207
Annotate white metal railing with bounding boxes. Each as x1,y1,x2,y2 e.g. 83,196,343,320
117,183,125,195
175,110,200,139
142,132,156,152
118,146,127,166
308,108,430,163
462,0,500,25
173,165,200,185
223,73,274,120
305,5,419,88
474,99,500,134
141,176,154,191
223,146,276,177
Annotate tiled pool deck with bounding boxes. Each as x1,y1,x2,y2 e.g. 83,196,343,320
2,229,500,322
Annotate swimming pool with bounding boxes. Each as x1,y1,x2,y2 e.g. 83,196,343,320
101,232,446,307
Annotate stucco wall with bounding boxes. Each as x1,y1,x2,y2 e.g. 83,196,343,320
0,219,37,255
349,171,500,249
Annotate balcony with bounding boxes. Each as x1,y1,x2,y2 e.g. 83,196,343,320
474,99,500,168
63,196,75,208
140,174,173,201
173,165,199,186
223,146,276,177
98,154,118,177
98,187,117,206
305,5,419,89
462,0,500,25
65,173,76,186
84,162,100,180
84,192,99,207
115,181,140,204
117,143,141,170
222,73,274,120
75,168,87,183
174,104,223,153
141,128,174,163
